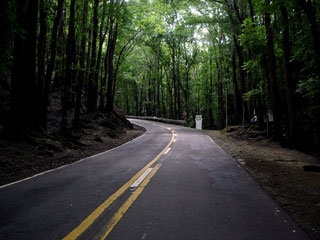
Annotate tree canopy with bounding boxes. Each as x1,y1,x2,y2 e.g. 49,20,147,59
0,0,319,153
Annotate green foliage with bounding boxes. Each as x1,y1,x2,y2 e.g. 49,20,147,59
297,76,320,102
1,0,319,150
239,18,266,53
243,88,263,102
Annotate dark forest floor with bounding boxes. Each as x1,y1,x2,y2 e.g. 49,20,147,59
0,91,146,186
0,109,319,239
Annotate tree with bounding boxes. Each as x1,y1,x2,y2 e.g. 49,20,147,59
37,0,48,128
105,1,119,113
75,0,89,124
1,0,319,152
10,0,39,131
61,0,76,130
87,0,100,113
280,5,296,144
0,0,15,85
264,0,281,138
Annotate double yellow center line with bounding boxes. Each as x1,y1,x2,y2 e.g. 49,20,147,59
63,127,175,240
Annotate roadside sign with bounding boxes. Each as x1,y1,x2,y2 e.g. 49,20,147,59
195,115,202,130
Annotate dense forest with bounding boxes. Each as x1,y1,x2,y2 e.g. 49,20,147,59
0,0,319,153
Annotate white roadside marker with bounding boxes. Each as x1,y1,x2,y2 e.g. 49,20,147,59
163,147,171,155
130,168,153,189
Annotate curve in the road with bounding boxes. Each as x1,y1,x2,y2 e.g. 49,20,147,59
63,125,175,240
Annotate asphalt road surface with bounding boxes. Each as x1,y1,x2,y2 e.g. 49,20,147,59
0,119,309,240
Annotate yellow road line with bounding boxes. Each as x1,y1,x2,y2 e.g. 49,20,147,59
100,163,162,240
63,128,174,240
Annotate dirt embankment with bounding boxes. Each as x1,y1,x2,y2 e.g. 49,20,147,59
0,113,145,186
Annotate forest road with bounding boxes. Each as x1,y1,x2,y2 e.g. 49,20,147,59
0,119,309,240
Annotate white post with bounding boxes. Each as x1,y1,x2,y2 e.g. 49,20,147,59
195,115,202,130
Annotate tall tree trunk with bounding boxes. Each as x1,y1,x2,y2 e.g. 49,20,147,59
165,70,174,119
225,0,247,124
208,58,214,129
185,65,190,116
75,0,89,124
45,0,65,93
176,46,182,119
161,72,167,117
236,44,249,124
265,4,281,139
147,72,152,116
61,0,76,130
139,79,145,115
10,0,39,130
231,47,241,124
171,50,176,119
156,58,161,117
217,59,224,130
280,5,296,144
52,16,67,92
87,0,99,113
105,21,118,112
38,0,48,128
133,82,139,116
98,1,109,110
